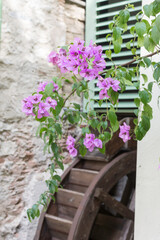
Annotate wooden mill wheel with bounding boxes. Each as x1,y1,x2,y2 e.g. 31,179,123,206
34,150,136,240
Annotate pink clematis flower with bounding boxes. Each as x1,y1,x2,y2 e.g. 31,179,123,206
66,135,77,157
94,139,102,148
99,89,110,99
84,134,102,152
48,51,59,65
45,97,57,110
119,122,131,143
22,101,35,116
37,82,48,93
29,94,43,104
66,136,76,146
37,102,50,119
107,78,121,92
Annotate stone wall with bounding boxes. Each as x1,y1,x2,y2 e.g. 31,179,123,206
0,0,85,239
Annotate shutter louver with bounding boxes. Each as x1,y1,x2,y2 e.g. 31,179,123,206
84,0,142,113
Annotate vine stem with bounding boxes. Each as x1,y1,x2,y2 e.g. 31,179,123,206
63,88,77,107
63,79,89,107
101,50,160,74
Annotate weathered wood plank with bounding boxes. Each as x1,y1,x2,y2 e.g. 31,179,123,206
58,205,77,220
45,214,72,234
69,168,98,186
81,160,106,171
50,230,67,240
64,182,87,193
56,188,84,208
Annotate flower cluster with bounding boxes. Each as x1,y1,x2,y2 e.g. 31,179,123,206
84,134,102,152
97,76,121,99
22,82,58,118
119,122,131,143
66,136,77,157
48,38,106,81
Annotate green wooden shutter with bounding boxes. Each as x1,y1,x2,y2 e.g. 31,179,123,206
84,0,142,113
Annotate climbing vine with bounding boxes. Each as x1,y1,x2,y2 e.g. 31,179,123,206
23,0,160,221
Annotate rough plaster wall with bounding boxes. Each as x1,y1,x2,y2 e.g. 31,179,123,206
0,0,85,239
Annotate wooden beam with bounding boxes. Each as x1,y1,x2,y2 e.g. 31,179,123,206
95,189,134,221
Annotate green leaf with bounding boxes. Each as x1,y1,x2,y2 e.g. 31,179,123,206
89,110,96,117
126,41,131,49
151,25,160,44
110,90,119,104
79,145,87,157
104,131,111,143
139,90,151,104
108,110,119,132
84,91,89,99
153,0,160,15
113,27,121,41
105,49,112,59
68,114,74,124
90,119,99,129
144,36,155,52
119,9,130,24
98,144,106,154
130,26,135,35
48,181,55,194
142,19,150,32
141,74,148,84
113,41,121,54
135,22,147,37
143,4,153,18
82,127,90,135
148,82,154,92
133,81,140,90
141,115,150,131
27,209,32,222
155,15,160,32
143,104,153,119
109,22,114,30
124,79,133,86
73,103,80,110
131,48,136,55
65,79,72,84
108,110,117,125
134,98,140,107
138,36,144,47
153,65,160,81
143,57,151,67
54,123,62,135
101,121,108,130
56,161,64,170
135,125,146,140
139,61,146,68
51,142,59,156
32,204,40,217
53,175,61,182
44,83,54,96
